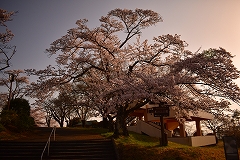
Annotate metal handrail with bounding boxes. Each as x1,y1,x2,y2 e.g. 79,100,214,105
40,126,56,160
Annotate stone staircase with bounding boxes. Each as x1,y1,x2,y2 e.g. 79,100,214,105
0,138,118,160
46,139,117,160
0,141,45,159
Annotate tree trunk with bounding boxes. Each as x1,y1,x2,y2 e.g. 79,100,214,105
60,120,64,127
107,115,114,132
113,100,150,138
113,105,129,137
81,120,86,127
102,117,108,128
46,117,51,127
213,131,219,144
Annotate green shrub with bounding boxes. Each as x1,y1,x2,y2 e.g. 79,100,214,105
0,108,35,132
16,115,35,131
9,98,31,116
0,110,18,126
224,126,240,146
68,117,81,127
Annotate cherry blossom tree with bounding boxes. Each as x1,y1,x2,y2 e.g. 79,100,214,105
26,8,240,136
26,8,163,133
0,8,17,71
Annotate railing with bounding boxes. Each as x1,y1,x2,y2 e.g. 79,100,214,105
40,126,56,160
128,120,172,138
148,121,172,137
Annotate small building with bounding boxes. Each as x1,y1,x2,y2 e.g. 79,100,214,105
127,103,216,147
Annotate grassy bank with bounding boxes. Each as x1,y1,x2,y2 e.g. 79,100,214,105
0,127,109,141
104,132,227,160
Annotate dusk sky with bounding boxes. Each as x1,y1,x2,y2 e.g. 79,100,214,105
1,0,240,107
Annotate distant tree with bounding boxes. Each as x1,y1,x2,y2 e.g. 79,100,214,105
202,100,232,140
28,79,99,127
221,109,240,145
69,83,99,127
33,100,55,127
30,106,48,127
47,93,73,127
26,8,240,137
231,109,240,126
0,8,17,71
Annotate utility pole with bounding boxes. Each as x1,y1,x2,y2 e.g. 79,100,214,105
7,73,14,110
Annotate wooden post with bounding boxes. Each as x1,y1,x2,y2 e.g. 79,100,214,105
195,119,202,136
160,116,167,146
179,122,186,137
